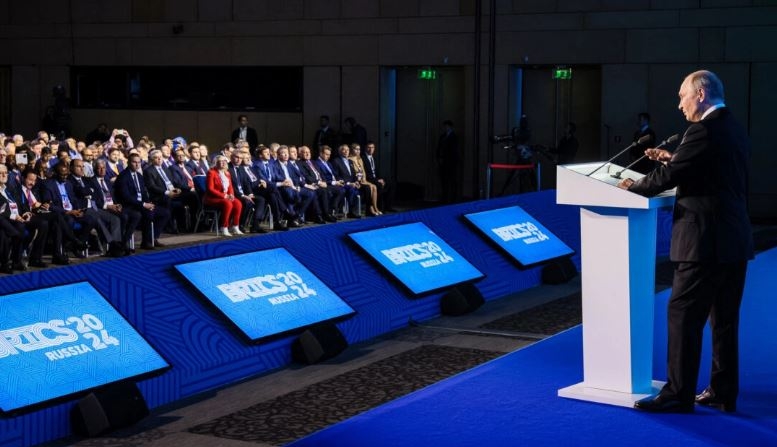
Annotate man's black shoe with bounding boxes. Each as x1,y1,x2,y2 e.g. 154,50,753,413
71,249,87,259
346,213,361,219
634,394,694,413
695,388,736,412
52,256,70,266
28,259,48,268
324,214,337,222
313,215,326,224
154,240,166,247
69,240,88,251
274,222,289,231
12,262,27,272
250,227,268,234
140,243,155,250
288,219,302,228
0,263,13,274
106,243,125,258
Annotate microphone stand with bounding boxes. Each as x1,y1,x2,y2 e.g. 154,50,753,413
611,134,679,179
587,134,651,177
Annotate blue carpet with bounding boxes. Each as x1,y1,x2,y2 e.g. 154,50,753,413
290,248,777,447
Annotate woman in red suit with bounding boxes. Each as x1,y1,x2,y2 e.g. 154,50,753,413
204,155,243,236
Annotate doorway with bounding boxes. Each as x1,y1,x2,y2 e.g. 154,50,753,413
494,65,601,194
387,66,465,203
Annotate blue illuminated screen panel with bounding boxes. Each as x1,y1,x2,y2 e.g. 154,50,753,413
464,206,574,266
348,222,484,295
175,248,355,341
0,282,169,414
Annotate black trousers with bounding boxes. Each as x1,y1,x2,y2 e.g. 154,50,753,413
662,261,748,403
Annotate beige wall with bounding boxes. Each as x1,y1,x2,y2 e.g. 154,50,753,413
2,1,776,216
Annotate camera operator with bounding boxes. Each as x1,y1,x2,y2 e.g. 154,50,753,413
552,122,579,165
436,120,459,203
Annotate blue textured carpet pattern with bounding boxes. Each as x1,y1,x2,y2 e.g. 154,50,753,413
290,248,777,447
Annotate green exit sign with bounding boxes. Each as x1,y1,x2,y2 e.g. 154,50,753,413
553,68,572,80
418,68,438,80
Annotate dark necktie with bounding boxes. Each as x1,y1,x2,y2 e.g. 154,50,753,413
307,160,320,181
99,178,113,201
244,166,257,182
232,168,244,194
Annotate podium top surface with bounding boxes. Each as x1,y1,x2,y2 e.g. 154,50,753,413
556,163,675,209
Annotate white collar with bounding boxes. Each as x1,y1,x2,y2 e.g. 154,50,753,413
701,103,725,120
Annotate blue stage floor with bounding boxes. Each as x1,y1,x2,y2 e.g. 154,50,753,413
290,248,777,447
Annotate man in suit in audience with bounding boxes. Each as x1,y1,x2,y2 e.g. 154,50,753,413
228,150,264,231
42,162,96,258
253,145,298,229
15,169,53,267
168,148,199,231
298,145,339,222
271,146,313,224
187,144,209,176
144,149,182,236
114,153,170,251
314,145,346,218
330,144,363,218
68,158,124,257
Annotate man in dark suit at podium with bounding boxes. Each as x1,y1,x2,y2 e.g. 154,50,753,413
619,70,753,413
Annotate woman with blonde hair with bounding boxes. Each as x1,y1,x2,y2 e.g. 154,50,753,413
349,143,381,216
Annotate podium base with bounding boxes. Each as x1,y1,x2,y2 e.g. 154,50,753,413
557,380,665,408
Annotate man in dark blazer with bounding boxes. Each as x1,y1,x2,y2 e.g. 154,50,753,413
312,115,338,156
186,145,209,176
253,146,297,230
436,120,459,203
314,145,347,217
144,149,186,234
330,144,363,218
270,146,314,223
230,115,259,150
68,158,124,257
619,70,753,413
298,145,340,222
114,153,170,251
15,169,53,267
228,150,264,230
42,162,97,257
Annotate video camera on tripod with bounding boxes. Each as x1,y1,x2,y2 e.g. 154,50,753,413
491,115,543,161
491,130,551,162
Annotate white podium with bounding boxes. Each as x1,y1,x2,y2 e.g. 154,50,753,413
556,162,675,407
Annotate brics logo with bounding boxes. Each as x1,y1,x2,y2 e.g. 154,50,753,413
0,314,119,362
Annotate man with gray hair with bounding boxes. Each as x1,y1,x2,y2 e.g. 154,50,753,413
619,70,753,413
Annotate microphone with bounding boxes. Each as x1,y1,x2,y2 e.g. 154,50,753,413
587,134,651,177
611,134,679,179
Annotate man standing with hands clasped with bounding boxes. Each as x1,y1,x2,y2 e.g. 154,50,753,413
618,70,753,413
